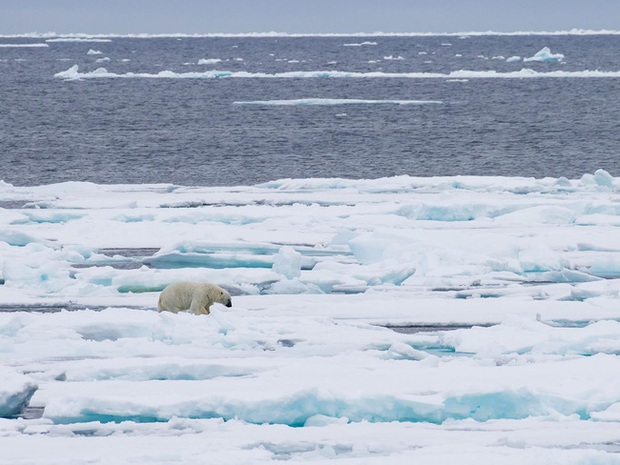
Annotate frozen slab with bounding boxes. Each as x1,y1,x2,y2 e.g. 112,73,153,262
0,367,37,417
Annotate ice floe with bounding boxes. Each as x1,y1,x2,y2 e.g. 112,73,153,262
2,172,620,463
0,43,48,48
55,65,620,81
233,98,443,106
197,58,222,65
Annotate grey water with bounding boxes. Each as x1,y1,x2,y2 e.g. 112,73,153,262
1,34,620,186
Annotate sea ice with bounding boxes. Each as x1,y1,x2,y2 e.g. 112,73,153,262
342,41,377,46
0,43,48,48
233,98,443,106
54,65,620,81
197,58,222,65
524,46,565,62
1,172,620,463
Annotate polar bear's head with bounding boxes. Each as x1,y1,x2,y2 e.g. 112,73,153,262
215,287,232,308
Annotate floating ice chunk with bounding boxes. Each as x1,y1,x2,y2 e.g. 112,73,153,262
580,169,615,188
46,37,111,43
54,65,620,80
0,366,37,417
588,255,620,278
272,246,302,279
53,64,81,80
348,232,410,264
591,402,620,421
524,47,564,62
494,205,576,225
518,242,567,273
268,278,324,294
0,43,48,48
383,55,404,60
506,56,521,62
96,57,110,63
342,41,377,47
386,342,428,360
197,58,222,65
233,98,442,106
87,49,103,55
0,229,40,246
396,203,497,221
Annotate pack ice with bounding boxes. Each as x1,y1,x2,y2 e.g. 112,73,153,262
1,172,620,464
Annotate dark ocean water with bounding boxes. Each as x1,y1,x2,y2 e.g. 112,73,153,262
1,34,620,186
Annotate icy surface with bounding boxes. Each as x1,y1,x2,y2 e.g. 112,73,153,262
1,173,620,463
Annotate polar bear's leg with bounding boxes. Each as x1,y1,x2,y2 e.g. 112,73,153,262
190,297,211,315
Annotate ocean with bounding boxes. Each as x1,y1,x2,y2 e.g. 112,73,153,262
1,33,619,186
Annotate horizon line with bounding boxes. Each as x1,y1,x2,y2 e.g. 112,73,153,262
2,28,620,39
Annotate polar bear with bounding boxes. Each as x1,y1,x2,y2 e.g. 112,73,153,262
158,281,232,315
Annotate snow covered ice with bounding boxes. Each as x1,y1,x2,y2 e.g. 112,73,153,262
2,172,620,464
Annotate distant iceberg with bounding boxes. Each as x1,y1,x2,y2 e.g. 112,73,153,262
524,47,564,62
506,56,521,63
87,49,103,55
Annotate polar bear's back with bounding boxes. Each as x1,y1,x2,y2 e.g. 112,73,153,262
158,281,203,312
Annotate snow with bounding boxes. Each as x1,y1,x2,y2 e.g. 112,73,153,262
1,172,620,463
524,46,565,62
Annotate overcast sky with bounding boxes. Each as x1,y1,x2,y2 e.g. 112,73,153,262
2,0,619,35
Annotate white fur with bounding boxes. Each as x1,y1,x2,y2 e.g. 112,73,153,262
158,281,232,315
